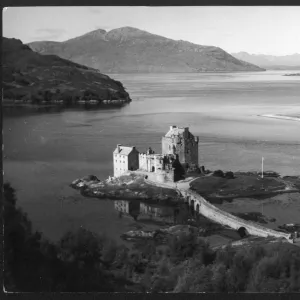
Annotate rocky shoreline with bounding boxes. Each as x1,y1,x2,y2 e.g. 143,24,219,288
3,98,131,106
71,172,300,205
283,73,300,76
70,173,181,204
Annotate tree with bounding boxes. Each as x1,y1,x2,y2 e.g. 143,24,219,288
3,183,131,292
3,183,57,291
211,263,227,292
213,170,224,178
225,252,253,292
140,267,152,292
225,171,235,179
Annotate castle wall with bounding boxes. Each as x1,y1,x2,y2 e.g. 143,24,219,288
139,154,148,171
128,149,139,171
139,153,164,172
162,136,174,156
184,136,199,166
113,153,129,177
146,169,175,184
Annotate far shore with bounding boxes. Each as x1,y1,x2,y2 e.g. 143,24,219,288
259,114,300,122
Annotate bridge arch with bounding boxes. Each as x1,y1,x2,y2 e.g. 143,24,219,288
190,199,195,216
237,226,249,238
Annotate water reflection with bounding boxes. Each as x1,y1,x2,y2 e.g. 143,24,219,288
114,200,175,223
113,199,210,229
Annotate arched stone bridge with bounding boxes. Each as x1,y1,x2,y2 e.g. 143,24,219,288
179,188,292,242
142,175,292,242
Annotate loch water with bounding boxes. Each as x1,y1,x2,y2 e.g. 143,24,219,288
3,70,300,242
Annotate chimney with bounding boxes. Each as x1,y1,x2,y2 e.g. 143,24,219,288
117,144,122,153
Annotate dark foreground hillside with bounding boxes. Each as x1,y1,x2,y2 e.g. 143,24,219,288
2,37,131,104
4,182,300,292
28,27,265,73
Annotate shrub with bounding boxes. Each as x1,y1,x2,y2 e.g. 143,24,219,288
213,170,224,178
225,171,235,179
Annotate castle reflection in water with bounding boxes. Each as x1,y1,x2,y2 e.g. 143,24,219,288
114,200,175,223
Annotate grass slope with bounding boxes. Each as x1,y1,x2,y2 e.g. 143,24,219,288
190,173,287,201
3,37,131,103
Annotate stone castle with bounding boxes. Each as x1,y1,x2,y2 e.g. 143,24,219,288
113,126,199,181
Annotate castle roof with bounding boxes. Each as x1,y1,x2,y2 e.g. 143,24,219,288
165,126,185,138
113,145,136,156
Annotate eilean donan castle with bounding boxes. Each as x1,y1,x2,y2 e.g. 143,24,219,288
113,126,199,182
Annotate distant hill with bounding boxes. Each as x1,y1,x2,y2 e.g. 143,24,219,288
28,27,264,73
231,51,300,70
2,37,131,104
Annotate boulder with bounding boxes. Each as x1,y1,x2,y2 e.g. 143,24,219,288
82,175,100,182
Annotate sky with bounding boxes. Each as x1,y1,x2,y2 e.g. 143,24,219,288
3,6,300,56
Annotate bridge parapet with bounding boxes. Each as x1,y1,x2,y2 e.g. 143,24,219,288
143,178,292,242
180,189,291,241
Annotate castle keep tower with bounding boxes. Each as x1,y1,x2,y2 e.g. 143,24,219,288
162,126,199,167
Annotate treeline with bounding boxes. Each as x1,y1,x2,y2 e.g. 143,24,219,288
3,183,300,292
3,88,128,104
3,183,132,292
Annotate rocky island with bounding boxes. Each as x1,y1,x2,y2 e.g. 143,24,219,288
71,173,181,204
2,37,131,105
71,171,300,204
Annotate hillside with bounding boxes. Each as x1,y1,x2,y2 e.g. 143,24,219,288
231,51,300,70
28,27,265,73
2,37,131,104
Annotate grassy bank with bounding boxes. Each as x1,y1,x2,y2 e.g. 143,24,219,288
189,172,296,202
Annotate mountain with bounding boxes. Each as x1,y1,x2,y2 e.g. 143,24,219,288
2,37,131,104
28,27,264,73
231,52,300,70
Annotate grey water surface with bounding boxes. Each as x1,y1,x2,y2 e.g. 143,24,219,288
3,70,300,242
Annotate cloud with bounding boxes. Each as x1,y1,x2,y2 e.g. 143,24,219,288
33,28,66,40
88,7,102,14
